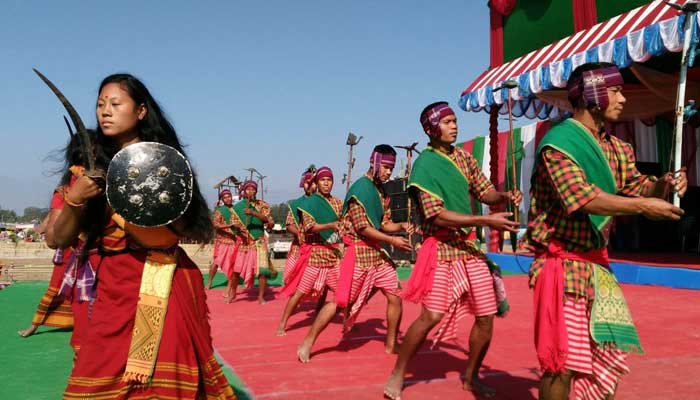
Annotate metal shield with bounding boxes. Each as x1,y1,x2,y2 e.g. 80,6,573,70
106,142,193,227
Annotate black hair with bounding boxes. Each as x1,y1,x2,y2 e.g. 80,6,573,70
372,144,396,156
81,73,213,257
46,131,84,188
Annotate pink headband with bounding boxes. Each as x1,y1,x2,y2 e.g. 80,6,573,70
314,166,333,182
299,171,316,188
370,151,396,177
420,102,455,137
241,180,258,193
567,66,624,110
218,189,232,199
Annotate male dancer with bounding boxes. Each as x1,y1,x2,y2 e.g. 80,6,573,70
210,189,245,301
525,62,686,400
337,144,413,354
384,101,521,399
231,180,275,304
275,168,319,335
294,167,344,362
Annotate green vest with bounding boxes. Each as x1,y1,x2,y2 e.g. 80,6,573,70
297,193,340,242
233,199,265,240
342,175,384,229
408,146,472,234
535,118,617,242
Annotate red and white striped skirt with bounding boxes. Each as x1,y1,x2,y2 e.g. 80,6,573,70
213,242,238,279
344,262,400,329
234,247,257,288
563,296,630,400
423,258,497,345
297,264,339,297
283,243,300,278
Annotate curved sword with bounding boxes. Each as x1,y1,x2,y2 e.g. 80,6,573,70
63,115,74,137
33,68,95,171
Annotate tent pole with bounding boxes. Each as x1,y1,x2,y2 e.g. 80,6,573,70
672,9,695,207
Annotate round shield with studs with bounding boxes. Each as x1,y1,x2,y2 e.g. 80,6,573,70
106,142,193,227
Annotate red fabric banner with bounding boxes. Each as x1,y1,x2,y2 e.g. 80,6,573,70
490,6,504,67
572,0,597,32
491,0,517,16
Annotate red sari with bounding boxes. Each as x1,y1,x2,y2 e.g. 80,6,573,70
64,216,235,399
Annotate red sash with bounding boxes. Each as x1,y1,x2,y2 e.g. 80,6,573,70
402,231,453,303
533,241,608,372
335,236,381,307
279,242,340,298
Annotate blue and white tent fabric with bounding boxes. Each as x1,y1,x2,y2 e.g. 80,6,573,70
460,0,697,119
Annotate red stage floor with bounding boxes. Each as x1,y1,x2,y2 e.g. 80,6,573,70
209,276,700,399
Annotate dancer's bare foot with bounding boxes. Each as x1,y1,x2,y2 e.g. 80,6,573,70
297,341,312,363
275,326,287,336
462,377,496,398
18,325,38,338
258,298,267,305
383,371,404,400
384,341,400,354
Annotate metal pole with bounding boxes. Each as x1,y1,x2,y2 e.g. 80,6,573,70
672,10,694,207
258,175,267,200
506,87,519,224
405,149,415,261
347,144,354,193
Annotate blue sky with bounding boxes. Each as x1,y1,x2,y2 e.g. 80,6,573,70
0,1,499,213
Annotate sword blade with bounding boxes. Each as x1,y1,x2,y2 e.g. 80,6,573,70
34,68,95,170
63,115,74,137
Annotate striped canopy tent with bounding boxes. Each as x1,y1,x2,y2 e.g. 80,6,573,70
460,0,699,118
459,0,700,251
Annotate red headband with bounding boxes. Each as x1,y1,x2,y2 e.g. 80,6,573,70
299,171,315,188
218,189,232,199
370,151,396,177
567,66,623,110
315,166,333,182
420,102,455,138
241,180,258,193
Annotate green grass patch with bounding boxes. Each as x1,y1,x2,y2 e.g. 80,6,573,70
0,282,74,400
0,281,252,399
203,270,283,289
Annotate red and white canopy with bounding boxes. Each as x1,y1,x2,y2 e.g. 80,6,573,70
459,0,693,118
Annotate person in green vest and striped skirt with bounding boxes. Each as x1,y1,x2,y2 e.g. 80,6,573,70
275,167,320,336
336,144,413,354
294,166,345,362
525,63,687,400
210,189,247,301
230,180,275,304
384,101,521,400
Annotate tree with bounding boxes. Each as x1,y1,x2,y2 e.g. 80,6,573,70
22,207,49,223
269,202,290,226
0,208,18,223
